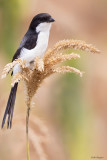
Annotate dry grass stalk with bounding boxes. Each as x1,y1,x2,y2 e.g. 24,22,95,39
45,53,80,66
53,66,83,77
1,39,101,160
14,115,51,160
44,39,101,60
1,59,26,79
11,73,28,87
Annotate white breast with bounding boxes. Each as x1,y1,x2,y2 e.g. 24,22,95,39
34,30,50,57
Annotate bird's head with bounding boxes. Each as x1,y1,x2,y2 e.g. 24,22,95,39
29,13,55,32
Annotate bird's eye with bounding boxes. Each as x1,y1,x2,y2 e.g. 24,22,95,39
42,17,47,22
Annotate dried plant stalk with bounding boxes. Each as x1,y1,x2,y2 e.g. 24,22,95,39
26,103,30,160
52,66,83,77
1,39,101,160
45,53,80,66
44,39,101,60
11,73,28,87
14,115,50,160
1,59,26,79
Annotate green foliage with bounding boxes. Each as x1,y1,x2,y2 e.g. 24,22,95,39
0,0,21,59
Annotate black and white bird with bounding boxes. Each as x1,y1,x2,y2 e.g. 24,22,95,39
2,13,55,129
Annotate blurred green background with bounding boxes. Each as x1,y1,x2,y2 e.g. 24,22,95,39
0,0,107,160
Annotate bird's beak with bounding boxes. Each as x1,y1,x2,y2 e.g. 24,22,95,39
49,17,55,22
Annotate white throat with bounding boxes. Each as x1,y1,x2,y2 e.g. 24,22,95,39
36,22,52,33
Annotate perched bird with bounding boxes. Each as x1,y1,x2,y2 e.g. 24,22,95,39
2,13,55,129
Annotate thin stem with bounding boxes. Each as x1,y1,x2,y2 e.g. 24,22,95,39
26,103,30,160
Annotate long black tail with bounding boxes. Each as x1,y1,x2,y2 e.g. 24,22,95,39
2,83,18,129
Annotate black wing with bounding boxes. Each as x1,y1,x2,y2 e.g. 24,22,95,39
12,48,21,62
12,30,38,62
